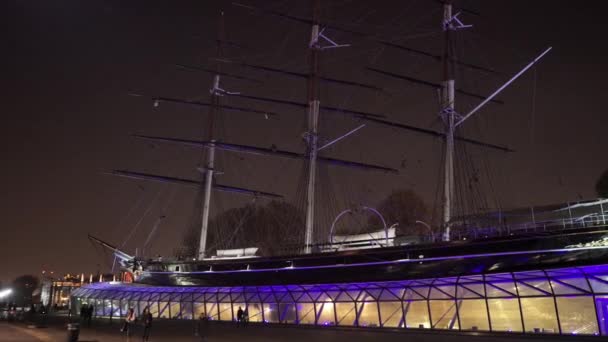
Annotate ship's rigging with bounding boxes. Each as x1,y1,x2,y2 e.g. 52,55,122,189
111,0,550,259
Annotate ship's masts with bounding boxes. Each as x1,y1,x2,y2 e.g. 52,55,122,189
199,13,224,259
442,1,455,241
305,0,321,254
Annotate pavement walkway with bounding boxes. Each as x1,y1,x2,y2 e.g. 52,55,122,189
1,317,604,342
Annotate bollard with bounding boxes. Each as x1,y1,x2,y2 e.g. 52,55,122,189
66,323,80,342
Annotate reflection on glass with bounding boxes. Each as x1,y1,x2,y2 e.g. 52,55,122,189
488,298,522,332
557,297,597,335
520,297,558,333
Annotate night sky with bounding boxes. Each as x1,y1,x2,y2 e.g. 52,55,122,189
3,0,607,283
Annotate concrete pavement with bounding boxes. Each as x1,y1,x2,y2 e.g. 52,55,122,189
1,317,605,342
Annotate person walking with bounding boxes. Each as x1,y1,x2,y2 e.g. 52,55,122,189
86,305,93,327
141,307,153,341
197,313,209,341
79,303,87,323
236,306,243,327
243,307,249,327
121,308,137,337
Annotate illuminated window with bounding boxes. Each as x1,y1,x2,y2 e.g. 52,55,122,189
297,303,316,324
159,301,170,319
262,303,279,323
520,297,558,333
316,302,336,326
458,299,489,331
487,298,522,332
429,300,459,329
357,302,379,327
404,300,430,328
556,296,598,335
246,302,264,323
379,302,402,327
335,302,356,326
218,303,232,321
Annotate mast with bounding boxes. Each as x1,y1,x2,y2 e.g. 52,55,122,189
304,0,321,254
198,12,225,259
441,1,456,241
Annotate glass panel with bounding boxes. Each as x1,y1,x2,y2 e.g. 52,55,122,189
218,303,232,321
159,301,170,319
404,300,430,329
181,302,193,320
316,302,336,326
279,303,297,323
590,278,608,294
516,280,552,296
487,281,517,297
357,302,379,327
488,298,522,332
297,303,316,324
429,288,451,299
595,296,608,335
263,303,279,323
556,296,598,335
403,288,425,300
148,301,159,318
111,300,120,317
553,276,590,293
193,302,205,319
137,302,147,317
169,302,181,319
205,303,219,320
458,299,489,331
520,297,558,333
335,303,356,326
550,280,585,295
429,300,458,330
379,302,402,328
457,285,482,298
410,286,430,299
246,303,263,323
97,299,107,317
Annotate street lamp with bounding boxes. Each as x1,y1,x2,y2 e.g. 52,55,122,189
0,288,12,299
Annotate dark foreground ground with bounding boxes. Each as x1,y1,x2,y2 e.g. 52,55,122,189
1,316,606,342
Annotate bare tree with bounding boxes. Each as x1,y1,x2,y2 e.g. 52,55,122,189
370,189,430,236
178,201,305,258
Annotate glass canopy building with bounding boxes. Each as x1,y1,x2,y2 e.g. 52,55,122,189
70,264,608,336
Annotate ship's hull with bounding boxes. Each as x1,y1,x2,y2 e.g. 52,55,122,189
134,226,608,287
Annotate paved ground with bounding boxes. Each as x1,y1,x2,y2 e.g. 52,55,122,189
1,317,605,342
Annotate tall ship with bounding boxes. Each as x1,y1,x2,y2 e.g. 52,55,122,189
78,0,608,336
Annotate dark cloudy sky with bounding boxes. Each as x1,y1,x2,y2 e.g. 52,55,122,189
2,0,607,282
